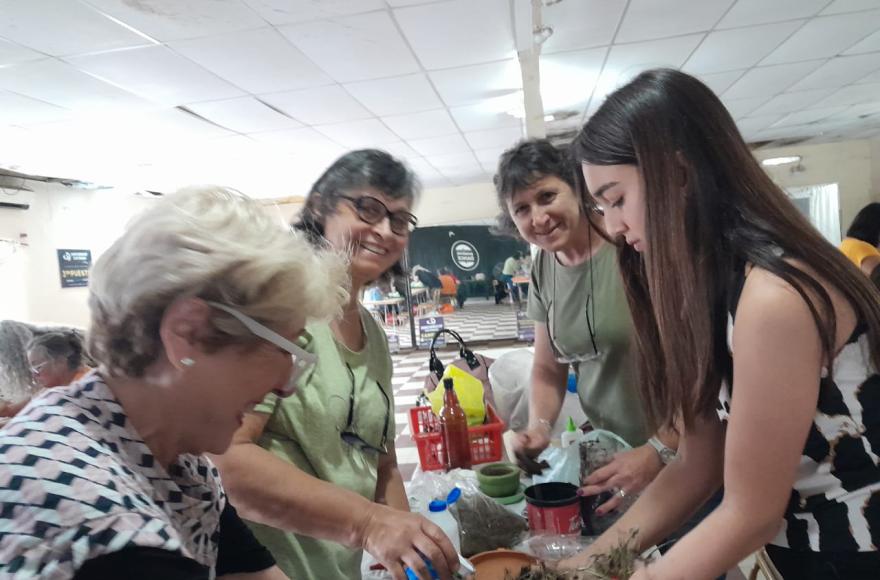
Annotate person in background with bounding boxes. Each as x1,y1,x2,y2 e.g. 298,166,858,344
840,202,880,286
494,139,677,517
212,150,458,580
501,251,523,303
568,68,880,579
438,268,462,309
0,186,348,579
413,264,443,305
0,332,91,419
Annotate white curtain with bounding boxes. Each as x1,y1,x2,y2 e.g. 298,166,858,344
786,183,841,246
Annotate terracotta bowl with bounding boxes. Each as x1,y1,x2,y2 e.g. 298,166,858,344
470,549,537,579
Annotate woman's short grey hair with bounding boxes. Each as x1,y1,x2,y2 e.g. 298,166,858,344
88,186,350,378
26,332,85,370
293,149,419,279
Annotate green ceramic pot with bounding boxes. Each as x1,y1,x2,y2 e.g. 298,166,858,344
476,462,521,498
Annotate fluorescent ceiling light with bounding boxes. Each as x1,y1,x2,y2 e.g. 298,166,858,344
761,155,801,166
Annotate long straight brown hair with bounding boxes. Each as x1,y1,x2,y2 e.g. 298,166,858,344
574,68,880,432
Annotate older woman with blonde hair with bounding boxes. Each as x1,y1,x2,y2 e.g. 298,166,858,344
0,186,349,579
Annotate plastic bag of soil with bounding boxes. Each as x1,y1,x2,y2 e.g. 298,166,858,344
408,469,528,557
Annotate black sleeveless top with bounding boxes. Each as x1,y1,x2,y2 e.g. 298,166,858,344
716,265,880,552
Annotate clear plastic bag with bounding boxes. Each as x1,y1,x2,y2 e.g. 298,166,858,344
531,444,581,487
578,430,636,535
407,469,528,558
514,534,595,561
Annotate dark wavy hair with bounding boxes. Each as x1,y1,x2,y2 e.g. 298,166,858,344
293,149,419,279
846,202,880,247
27,332,85,370
574,68,880,431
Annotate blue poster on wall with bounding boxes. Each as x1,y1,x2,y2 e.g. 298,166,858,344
57,249,92,288
418,316,445,348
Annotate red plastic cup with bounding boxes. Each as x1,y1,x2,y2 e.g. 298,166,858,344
524,482,582,535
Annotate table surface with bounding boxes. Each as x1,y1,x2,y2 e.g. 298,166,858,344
364,296,404,306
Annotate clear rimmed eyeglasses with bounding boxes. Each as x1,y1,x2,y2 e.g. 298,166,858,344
339,194,418,236
30,361,49,377
339,363,390,455
207,301,316,397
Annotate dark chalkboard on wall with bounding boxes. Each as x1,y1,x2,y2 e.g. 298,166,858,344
408,225,528,280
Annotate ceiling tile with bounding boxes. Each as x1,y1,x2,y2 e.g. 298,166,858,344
735,114,787,136
856,69,880,83
722,60,824,100
771,106,850,127
242,0,385,25
429,151,480,170
0,91,71,125
824,102,880,122
444,169,490,186
449,102,522,132
382,109,458,140
0,58,155,112
616,0,733,43
260,85,372,125
683,20,804,74
408,133,470,157
821,0,880,15
589,34,705,107
404,156,446,184
463,126,523,151
0,39,47,68
0,0,152,57
814,82,880,106
748,89,835,116
394,0,515,69
170,28,333,94
718,0,827,28
540,0,626,54
279,11,419,83
315,118,400,148
67,45,244,106
698,70,746,95
761,10,880,65
843,28,880,54
84,0,266,42
184,97,302,133
474,147,506,173
343,74,442,116
788,53,880,91
721,95,770,118
429,60,522,108
541,47,606,113
380,141,420,161
250,126,343,156
386,0,438,6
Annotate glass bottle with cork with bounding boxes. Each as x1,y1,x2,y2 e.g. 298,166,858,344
439,377,471,470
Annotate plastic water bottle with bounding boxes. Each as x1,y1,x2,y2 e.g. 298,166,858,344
424,499,461,553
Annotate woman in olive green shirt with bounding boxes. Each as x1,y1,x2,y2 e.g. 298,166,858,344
495,139,678,515
213,150,458,580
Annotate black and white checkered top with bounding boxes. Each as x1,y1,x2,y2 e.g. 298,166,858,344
0,373,225,578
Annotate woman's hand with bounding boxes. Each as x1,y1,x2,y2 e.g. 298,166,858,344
511,427,552,475
358,504,459,580
579,445,664,514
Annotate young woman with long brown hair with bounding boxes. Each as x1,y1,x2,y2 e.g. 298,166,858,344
565,68,880,579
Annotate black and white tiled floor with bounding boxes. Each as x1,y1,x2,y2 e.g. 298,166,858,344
380,299,524,350
390,345,523,481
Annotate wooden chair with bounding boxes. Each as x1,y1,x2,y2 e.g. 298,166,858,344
747,548,783,580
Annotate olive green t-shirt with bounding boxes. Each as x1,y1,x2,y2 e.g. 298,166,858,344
247,307,394,580
527,243,648,447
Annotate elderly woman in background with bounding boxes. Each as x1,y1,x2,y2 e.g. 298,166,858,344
0,332,91,419
0,186,348,579
213,149,459,580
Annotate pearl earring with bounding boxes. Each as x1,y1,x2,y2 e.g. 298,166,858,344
180,357,195,367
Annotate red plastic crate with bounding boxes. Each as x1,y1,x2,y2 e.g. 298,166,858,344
408,405,505,471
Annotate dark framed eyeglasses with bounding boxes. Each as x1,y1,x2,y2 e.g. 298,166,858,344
339,194,418,236
340,363,390,455
547,294,601,364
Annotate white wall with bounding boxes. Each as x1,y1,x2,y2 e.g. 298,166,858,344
413,182,499,226
0,183,154,327
755,139,877,231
